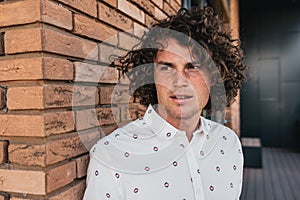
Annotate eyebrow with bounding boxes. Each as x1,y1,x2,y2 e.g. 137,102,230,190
156,61,200,67
156,61,173,66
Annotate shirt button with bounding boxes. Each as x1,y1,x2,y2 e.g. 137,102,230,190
166,132,172,137
200,151,204,156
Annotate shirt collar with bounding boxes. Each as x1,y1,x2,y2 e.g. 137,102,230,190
143,105,179,140
143,105,210,140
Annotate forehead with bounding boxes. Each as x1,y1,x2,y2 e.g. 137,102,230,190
155,38,195,62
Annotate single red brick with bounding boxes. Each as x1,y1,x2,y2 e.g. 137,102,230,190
0,0,40,27
118,0,145,23
46,161,76,193
73,14,118,44
5,28,42,54
0,169,46,195
41,0,72,30
59,0,97,17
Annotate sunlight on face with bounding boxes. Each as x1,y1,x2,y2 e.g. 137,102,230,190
154,38,211,122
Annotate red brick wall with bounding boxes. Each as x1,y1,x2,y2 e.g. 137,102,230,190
0,0,181,199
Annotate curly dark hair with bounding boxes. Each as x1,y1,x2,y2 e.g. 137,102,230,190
111,6,247,111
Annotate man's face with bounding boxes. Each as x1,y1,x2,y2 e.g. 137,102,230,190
154,38,211,121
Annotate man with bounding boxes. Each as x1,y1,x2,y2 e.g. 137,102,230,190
83,6,247,200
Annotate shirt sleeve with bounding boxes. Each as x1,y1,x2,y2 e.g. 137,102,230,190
83,152,123,200
234,134,244,200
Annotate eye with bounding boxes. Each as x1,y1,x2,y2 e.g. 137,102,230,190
186,64,197,69
186,63,201,71
159,65,172,71
185,63,203,76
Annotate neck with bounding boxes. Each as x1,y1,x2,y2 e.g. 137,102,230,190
157,109,201,142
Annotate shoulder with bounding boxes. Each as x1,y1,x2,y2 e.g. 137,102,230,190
201,117,242,152
203,117,239,140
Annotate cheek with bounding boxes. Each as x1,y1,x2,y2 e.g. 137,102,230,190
155,84,168,98
154,71,170,93
192,78,210,96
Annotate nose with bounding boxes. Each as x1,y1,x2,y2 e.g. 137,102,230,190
173,70,189,87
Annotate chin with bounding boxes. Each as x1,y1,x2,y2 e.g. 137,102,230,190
171,108,200,119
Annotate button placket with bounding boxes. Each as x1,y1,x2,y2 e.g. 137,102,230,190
185,144,205,199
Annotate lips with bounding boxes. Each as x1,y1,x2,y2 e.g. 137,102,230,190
170,94,193,104
170,95,192,99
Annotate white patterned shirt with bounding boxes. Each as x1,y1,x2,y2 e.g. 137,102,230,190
83,105,243,200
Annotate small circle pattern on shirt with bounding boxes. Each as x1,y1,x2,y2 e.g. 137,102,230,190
115,173,120,178
153,146,158,151
104,141,109,145
173,161,178,166
180,144,185,148
220,149,224,154
92,147,96,152
124,152,129,157
216,166,220,172
230,183,234,188
95,170,99,176
164,182,169,188
166,132,172,137
209,186,214,191
133,134,138,139
197,169,200,174
133,188,139,193
233,165,237,170
223,135,227,140
148,109,152,113
105,193,110,198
